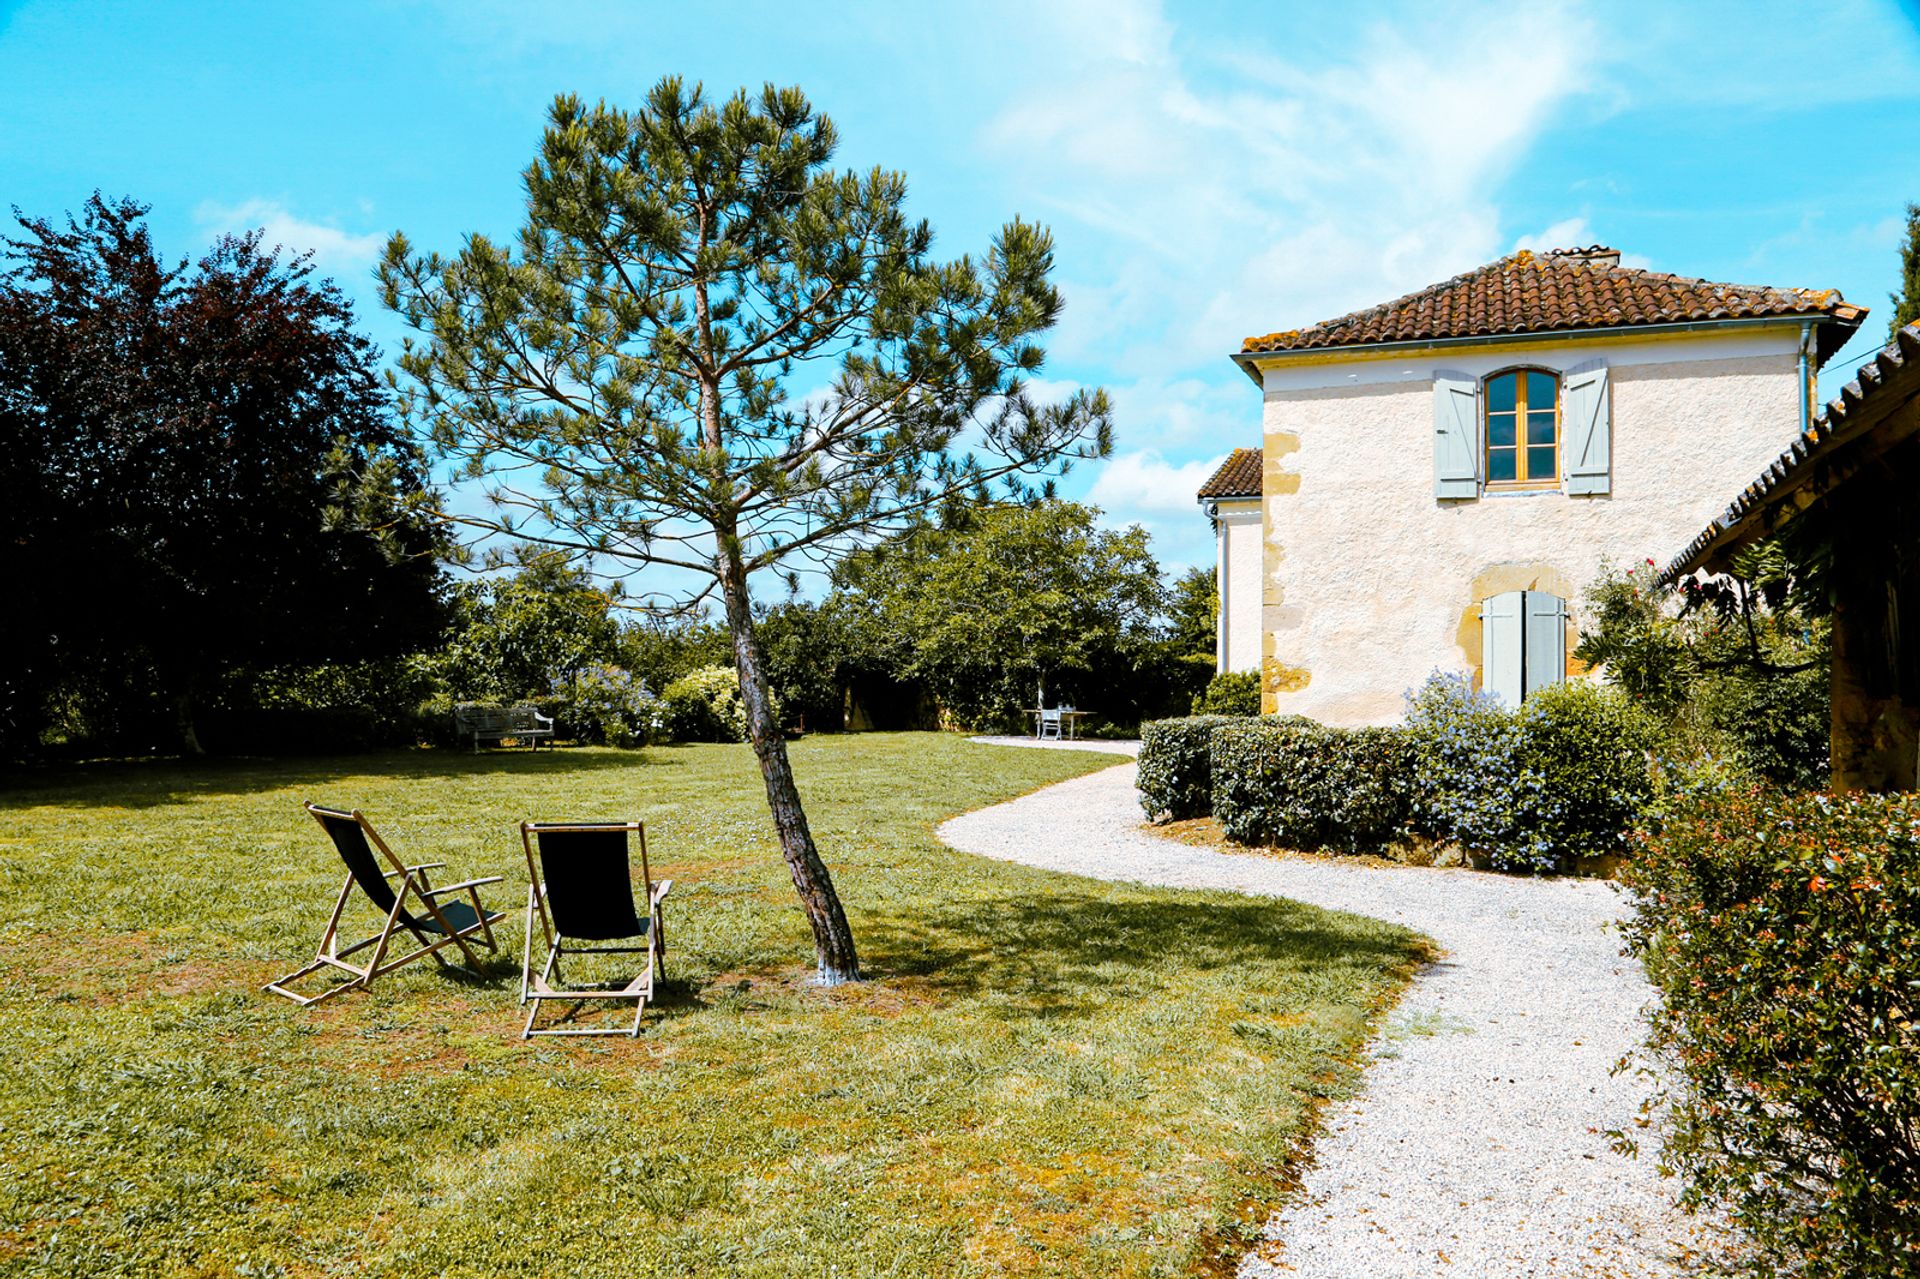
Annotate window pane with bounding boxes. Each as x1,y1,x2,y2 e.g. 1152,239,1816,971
1488,448,1517,483
1486,373,1517,413
1488,413,1516,447
1527,411,1556,445
1528,445,1556,480
1527,370,1557,409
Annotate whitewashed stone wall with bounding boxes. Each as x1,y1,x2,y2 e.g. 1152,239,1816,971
1213,499,1263,673
1253,325,1809,724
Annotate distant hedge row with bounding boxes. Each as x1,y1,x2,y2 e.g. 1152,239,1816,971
1138,674,1656,873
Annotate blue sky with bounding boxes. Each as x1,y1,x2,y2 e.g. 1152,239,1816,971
5,0,1920,579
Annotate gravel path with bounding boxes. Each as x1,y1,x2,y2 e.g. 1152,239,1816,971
940,748,1729,1278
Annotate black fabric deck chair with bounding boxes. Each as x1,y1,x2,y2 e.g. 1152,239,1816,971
264,803,507,1006
519,820,672,1038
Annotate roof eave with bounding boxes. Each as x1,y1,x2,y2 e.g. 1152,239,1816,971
1231,313,1850,374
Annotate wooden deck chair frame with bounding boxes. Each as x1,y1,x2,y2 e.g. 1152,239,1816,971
519,820,671,1038
264,803,507,1006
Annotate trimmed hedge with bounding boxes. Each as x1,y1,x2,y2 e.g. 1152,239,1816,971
1623,785,1920,1277
1190,670,1260,716
1405,673,1656,873
1210,719,1415,852
1137,715,1239,821
1142,677,1656,871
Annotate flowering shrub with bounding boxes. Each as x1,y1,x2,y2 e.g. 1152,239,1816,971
1622,785,1920,1277
1209,719,1415,852
1137,715,1240,821
1190,670,1261,717
661,664,779,743
560,664,668,747
1405,672,1655,873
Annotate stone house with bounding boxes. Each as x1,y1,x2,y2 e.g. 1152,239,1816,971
1199,246,1865,723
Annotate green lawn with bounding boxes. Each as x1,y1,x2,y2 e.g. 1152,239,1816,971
0,734,1425,1278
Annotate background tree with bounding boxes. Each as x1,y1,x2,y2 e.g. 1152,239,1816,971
0,195,445,755
440,547,622,700
1892,201,1920,337
380,83,1110,983
1165,566,1217,660
834,502,1163,728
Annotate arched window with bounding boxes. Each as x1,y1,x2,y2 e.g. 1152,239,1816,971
1484,369,1560,487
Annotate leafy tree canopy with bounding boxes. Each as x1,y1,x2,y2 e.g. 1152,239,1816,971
1166,565,1217,659
440,547,622,701
0,194,446,754
834,501,1164,725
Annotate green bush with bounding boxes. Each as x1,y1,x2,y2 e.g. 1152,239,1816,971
662,665,779,743
199,657,448,754
1694,663,1830,791
1210,719,1415,852
197,706,387,755
1622,785,1920,1277
1405,673,1655,873
1577,558,1830,792
560,664,669,747
1190,670,1260,717
1137,715,1240,822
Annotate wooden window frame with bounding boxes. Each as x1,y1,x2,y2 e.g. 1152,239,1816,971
1483,367,1561,492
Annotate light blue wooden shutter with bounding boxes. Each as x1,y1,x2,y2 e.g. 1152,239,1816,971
1524,591,1568,698
1433,372,1480,499
1561,362,1611,495
1480,591,1524,707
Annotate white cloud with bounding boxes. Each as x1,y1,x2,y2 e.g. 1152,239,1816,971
1512,219,1653,269
195,199,384,271
1087,448,1223,519
979,0,1615,571
985,1,1607,373
1513,218,1596,255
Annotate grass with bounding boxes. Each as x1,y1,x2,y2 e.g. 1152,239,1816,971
0,733,1426,1278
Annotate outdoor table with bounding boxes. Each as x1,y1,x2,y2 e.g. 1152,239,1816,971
1022,708,1091,740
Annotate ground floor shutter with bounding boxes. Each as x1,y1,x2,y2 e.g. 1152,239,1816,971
1480,589,1567,706
1524,591,1568,699
1481,591,1525,707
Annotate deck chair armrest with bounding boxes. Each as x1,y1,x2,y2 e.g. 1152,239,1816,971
419,875,505,897
649,879,673,906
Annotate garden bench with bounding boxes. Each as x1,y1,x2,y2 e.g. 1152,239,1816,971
453,702,555,752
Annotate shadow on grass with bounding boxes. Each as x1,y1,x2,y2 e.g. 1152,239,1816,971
859,886,1426,1019
0,745,691,810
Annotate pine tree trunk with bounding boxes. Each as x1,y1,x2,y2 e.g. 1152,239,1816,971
717,557,861,984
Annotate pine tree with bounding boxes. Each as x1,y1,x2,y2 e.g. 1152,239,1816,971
380,82,1111,983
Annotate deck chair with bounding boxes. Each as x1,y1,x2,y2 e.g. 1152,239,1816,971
519,820,672,1038
264,803,507,1006
1038,707,1064,740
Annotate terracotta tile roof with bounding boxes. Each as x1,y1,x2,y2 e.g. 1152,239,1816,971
1240,247,1866,364
1197,447,1262,500
1661,323,1920,584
